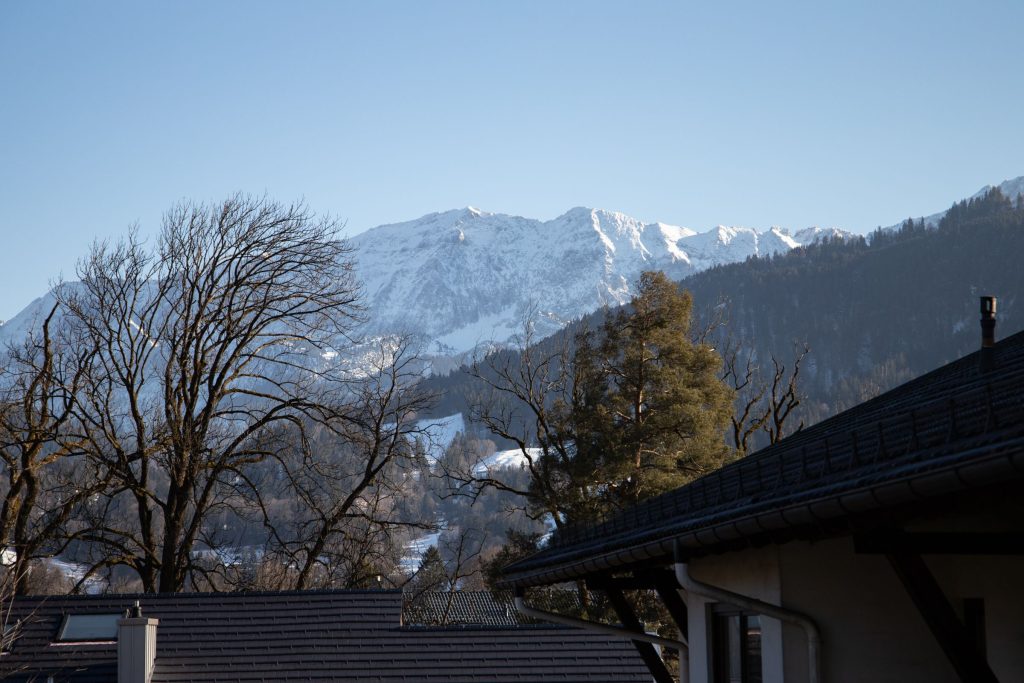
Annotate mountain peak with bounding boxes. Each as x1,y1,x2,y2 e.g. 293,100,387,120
988,176,1024,200
440,206,490,221
560,206,598,219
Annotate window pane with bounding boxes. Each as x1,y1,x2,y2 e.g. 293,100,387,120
744,615,763,683
58,614,121,641
714,613,743,683
714,611,763,683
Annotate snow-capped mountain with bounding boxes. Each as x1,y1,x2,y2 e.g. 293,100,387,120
351,207,844,358
4,176,1021,367
792,226,850,244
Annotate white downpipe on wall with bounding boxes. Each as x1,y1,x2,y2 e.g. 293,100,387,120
674,561,822,683
514,596,690,683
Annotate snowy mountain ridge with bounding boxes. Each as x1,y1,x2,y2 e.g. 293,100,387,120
350,206,848,359
4,176,1021,368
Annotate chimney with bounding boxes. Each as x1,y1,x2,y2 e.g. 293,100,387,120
980,296,997,373
118,601,158,683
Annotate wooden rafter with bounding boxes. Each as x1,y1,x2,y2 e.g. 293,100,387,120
604,586,676,683
886,551,1000,683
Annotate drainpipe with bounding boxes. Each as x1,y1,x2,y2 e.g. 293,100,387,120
514,594,689,683
673,550,821,683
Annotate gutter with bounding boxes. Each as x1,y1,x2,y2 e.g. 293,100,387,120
514,594,689,683
673,544,821,683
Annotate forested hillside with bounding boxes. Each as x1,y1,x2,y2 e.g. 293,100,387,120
689,187,1024,419
426,188,1024,433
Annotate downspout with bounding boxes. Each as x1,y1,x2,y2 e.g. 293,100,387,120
514,594,690,683
674,548,822,683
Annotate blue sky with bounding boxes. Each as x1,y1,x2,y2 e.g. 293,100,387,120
2,1,1023,320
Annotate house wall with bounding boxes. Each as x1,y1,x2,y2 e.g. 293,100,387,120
781,537,1024,682
928,553,1024,680
778,537,956,683
685,536,1024,683
685,546,785,683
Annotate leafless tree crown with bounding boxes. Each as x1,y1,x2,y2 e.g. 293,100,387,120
0,195,438,595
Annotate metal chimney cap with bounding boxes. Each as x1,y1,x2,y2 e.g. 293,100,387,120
980,296,997,355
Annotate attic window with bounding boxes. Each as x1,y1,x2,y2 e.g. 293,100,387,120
56,613,120,642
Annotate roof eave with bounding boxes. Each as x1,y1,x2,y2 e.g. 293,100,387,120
501,438,1024,589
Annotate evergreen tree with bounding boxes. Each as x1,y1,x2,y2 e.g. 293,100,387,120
468,271,735,531
562,271,734,514
406,545,448,597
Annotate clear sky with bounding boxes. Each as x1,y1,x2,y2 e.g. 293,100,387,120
2,1,1023,320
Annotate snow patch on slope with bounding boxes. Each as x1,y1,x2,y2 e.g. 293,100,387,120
792,226,852,244
472,447,542,476
414,413,465,466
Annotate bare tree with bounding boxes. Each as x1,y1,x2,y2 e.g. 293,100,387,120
440,526,485,590
454,319,586,531
56,195,363,593
763,344,808,444
0,565,17,650
403,545,448,605
0,563,28,671
402,527,486,625
718,334,769,454
0,306,107,595
249,334,436,590
718,336,808,453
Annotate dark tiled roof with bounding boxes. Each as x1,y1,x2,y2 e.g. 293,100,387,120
1,589,649,683
404,591,521,626
503,331,1024,588
403,591,584,626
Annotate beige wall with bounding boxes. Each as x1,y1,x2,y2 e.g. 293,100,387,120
686,546,785,683
685,537,1024,683
929,553,1024,680
779,537,956,683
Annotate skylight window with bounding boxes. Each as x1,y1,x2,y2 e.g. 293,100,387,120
57,613,121,642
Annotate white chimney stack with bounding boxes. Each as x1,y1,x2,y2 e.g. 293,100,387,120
118,602,158,683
